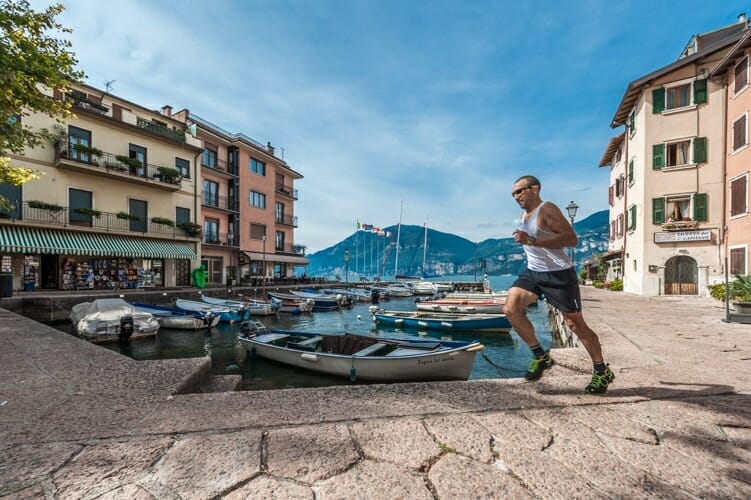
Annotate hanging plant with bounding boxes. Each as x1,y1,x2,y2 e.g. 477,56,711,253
116,211,140,221
27,200,64,213
177,221,202,236
151,216,175,227
74,207,102,218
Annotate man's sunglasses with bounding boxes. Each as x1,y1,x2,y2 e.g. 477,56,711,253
512,185,536,198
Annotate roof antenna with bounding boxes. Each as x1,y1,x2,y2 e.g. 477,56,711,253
104,80,116,93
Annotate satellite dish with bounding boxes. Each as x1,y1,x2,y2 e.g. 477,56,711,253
187,123,197,137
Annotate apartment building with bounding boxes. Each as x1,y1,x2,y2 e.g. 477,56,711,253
0,84,203,291
170,111,307,287
598,132,626,282
710,30,751,277
602,16,748,296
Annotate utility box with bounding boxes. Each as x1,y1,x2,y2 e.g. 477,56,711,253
0,273,13,297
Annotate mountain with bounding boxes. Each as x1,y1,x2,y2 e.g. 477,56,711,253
305,210,609,278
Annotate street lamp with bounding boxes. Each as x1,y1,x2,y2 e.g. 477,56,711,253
344,248,350,284
227,231,234,293
565,200,579,264
261,235,267,298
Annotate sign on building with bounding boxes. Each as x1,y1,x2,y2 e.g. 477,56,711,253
654,230,711,243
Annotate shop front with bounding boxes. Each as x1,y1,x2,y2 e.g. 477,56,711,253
0,226,196,291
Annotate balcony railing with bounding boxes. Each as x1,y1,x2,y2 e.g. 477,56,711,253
201,155,234,175
136,117,185,143
55,141,182,187
202,193,238,212
274,243,306,255
0,201,198,238
661,220,699,231
201,231,238,246
275,214,298,227
275,183,299,200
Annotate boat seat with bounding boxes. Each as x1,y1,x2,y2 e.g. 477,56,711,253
386,347,437,357
396,341,441,350
287,336,323,351
352,342,388,357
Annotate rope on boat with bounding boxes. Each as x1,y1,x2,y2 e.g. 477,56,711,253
481,352,509,378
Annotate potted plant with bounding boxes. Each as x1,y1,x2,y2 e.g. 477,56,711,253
731,275,751,314
151,216,175,227
177,221,202,237
116,211,140,221
27,200,64,213
115,155,142,172
74,207,102,218
156,166,181,183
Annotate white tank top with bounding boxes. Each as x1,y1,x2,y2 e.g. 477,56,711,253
519,202,573,272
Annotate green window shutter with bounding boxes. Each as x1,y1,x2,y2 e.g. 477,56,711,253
693,137,707,163
628,159,634,183
694,79,707,104
652,88,665,113
652,197,665,224
693,193,708,221
628,112,635,133
629,205,637,230
653,143,665,169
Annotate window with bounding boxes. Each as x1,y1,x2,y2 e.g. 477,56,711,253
0,182,22,219
201,256,223,284
203,180,218,206
652,79,707,113
609,220,615,241
608,185,614,206
250,158,266,176
628,205,636,231
628,111,635,135
69,188,93,226
176,207,190,225
250,223,266,240
128,144,146,176
628,159,634,184
202,147,217,168
250,191,266,209
666,84,690,109
730,246,747,275
617,213,624,237
653,137,707,169
733,114,747,152
735,56,748,94
651,193,708,223
204,218,219,243
129,198,147,232
275,202,285,222
615,175,625,198
275,230,285,251
68,125,91,162
730,174,748,217
175,157,190,178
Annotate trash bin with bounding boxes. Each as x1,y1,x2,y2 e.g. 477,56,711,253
0,273,13,297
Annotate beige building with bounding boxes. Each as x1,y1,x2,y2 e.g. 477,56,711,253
169,111,307,287
1,84,202,292
711,30,751,278
604,17,749,296
598,132,626,281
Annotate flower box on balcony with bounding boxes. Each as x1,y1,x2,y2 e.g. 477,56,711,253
661,220,699,231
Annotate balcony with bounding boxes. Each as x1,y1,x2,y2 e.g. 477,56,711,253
136,117,185,143
201,156,237,177
55,141,183,190
275,183,299,200
661,220,699,231
0,201,198,239
275,243,306,255
275,214,298,227
202,194,238,212
201,231,238,247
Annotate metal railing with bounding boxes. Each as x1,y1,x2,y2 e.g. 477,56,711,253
274,242,306,255
0,201,197,238
275,183,299,199
55,141,182,187
275,214,298,227
202,193,238,211
136,117,185,142
201,231,238,246
201,154,232,175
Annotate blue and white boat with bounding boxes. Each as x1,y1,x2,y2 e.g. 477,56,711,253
289,290,351,311
371,309,511,332
130,302,220,330
174,298,242,323
200,294,278,317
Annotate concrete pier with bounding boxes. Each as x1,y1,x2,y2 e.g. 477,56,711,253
1,287,749,498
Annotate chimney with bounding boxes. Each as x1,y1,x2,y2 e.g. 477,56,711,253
267,141,275,155
161,105,172,117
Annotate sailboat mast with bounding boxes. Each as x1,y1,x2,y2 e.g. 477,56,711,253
422,219,428,276
394,201,403,277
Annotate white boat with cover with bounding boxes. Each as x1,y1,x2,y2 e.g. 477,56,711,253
70,298,160,343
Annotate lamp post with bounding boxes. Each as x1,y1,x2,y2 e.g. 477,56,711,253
227,231,234,293
565,200,579,264
344,248,350,284
261,235,267,298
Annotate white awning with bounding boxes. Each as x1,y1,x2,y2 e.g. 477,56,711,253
242,251,310,265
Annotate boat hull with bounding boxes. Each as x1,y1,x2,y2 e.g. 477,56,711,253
239,331,482,381
415,301,504,314
372,311,511,332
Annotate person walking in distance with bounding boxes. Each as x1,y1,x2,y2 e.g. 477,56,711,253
506,175,614,394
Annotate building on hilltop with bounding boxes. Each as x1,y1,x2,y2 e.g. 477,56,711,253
601,14,749,296
1,83,203,291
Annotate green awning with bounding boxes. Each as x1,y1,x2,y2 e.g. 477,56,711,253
0,226,197,259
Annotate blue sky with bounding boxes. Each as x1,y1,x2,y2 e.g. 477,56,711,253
50,0,751,251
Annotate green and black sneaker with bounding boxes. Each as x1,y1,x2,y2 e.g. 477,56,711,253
585,366,615,395
525,352,553,381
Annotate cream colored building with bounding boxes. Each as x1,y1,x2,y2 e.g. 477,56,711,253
598,132,626,281
711,30,751,278
605,18,748,296
1,83,202,291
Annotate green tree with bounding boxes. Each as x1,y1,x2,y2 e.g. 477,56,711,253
0,0,85,204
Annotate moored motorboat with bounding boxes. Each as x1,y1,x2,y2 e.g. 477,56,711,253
415,298,505,314
130,302,220,329
267,293,314,314
289,290,351,311
371,309,511,332
70,298,160,343
237,322,484,382
174,298,240,323
200,294,278,316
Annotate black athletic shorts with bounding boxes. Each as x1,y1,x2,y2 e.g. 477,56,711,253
511,267,581,313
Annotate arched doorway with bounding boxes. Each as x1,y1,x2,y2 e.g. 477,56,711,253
664,256,698,295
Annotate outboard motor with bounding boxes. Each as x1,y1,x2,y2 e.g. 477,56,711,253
119,315,134,343
371,289,380,304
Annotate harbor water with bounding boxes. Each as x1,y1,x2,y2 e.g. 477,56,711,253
66,275,558,390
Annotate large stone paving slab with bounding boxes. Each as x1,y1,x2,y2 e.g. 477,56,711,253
429,452,532,499
351,417,439,470
314,460,432,500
